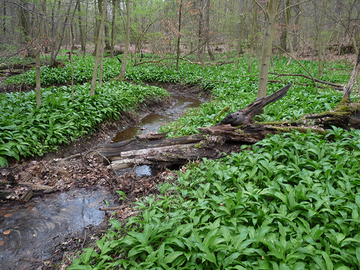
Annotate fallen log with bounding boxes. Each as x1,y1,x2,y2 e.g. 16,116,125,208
305,48,360,129
82,85,295,170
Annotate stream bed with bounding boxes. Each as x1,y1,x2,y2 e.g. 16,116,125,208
0,94,202,270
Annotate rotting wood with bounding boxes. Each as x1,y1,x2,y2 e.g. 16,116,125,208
305,48,360,129
79,84,294,169
72,81,358,170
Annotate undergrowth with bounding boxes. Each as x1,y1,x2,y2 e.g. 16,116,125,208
69,129,360,269
0,81,168,166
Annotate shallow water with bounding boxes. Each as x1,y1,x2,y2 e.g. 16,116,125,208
0,189,115,270
0,94,202,269
113,95,201,142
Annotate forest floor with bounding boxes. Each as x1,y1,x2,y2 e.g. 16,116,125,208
0,83,209,269
0,47,356,268
0,82,210,269
1,82,208,197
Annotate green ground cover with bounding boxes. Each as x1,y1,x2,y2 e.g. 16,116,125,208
0,81,168,166
69,129,360,269
2,53,360,268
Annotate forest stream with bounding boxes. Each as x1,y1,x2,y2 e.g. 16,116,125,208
0,94,202,270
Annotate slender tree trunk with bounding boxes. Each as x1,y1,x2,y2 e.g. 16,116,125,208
90,0,107,96
77,0,86,52
19,0,31,41
110,0,116,58
119,0,130,79
248,2,257,72
204,0,214,61
293,0,300,51
343,47,360,100
35,0,47,107
35,49,41,107
94,0,102,56
69,26,75,103
317,0,325,78
257,0,279,99
104,23,111,50
279,0,289,61
198,0,204,66
176,0,183,71
99,17,105,86
49,0,74,66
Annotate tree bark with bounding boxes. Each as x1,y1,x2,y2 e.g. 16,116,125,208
35,49,41,107
343,47,360,99
317,0,325,78
119,0,130,79
176,0,183,71
198,0,205,67
110,0,116,58
204,0,214,61
77,0,86,52
257,0,279,99
90,0,107,96
279,0,289,61
248,2,258,72
69,26,75,103
49,0,74,67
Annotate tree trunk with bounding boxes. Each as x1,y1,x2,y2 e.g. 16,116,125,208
343,47,360,100
110,0,116,58
204,0,214,61
317,0,325,78
279,0,289,61
90,0,107,96
35,49,41,107
176,0,183,71
49,0,74,67
257,0,279,99
94,0,103,56
19,0,32,41
198,0,205,67
99,16,105,86
69,26,75,103
119,0,130,79
248,2,258,72
77,0,86,52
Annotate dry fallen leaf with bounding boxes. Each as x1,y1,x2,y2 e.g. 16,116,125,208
3,230,10,235
4,213,12,218
0,241,4,246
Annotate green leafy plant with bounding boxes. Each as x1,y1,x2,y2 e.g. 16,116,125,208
70,129,360,269
0,81,168,166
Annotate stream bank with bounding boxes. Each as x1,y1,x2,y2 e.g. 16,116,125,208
0,82,207,269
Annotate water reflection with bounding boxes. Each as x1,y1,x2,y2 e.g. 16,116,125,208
113,95,201,142
0,189,114,270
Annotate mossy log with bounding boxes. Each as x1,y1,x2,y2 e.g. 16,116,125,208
306,97,360,129
85,123,325,170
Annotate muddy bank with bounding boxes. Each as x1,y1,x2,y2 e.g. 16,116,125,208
0,82,208,269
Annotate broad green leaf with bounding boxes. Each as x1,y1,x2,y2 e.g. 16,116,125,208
164,251,183,264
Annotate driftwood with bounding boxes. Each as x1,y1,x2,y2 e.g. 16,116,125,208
84,84,293,170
